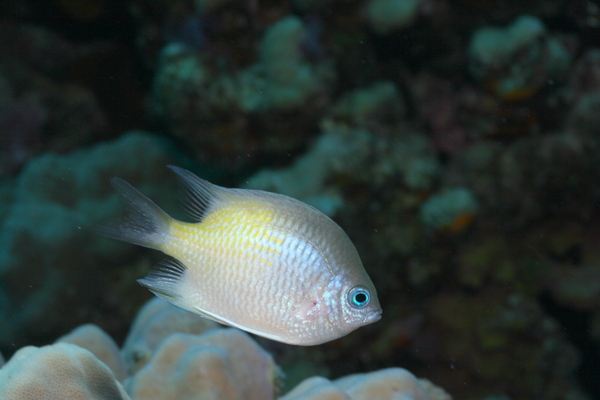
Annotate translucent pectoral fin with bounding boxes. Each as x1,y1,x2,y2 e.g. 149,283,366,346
138,257,187,303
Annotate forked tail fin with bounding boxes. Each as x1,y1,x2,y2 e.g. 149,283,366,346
98,178,171,250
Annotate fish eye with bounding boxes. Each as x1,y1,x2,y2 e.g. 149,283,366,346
347,285,370,309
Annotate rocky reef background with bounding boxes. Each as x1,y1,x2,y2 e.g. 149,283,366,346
0,0,599,399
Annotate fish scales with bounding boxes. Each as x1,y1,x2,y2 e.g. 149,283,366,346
174,217,279,331
99,166,381,345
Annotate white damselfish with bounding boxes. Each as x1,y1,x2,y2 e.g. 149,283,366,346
100,166,381,345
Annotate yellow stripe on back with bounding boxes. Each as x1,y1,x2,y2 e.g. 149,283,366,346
161,199,287,269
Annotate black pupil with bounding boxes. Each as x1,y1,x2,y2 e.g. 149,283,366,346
354,292,367,304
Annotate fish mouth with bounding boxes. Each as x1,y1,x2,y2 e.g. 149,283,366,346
367,309,383,322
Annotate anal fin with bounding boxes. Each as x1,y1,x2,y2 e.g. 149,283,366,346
192,306,233,327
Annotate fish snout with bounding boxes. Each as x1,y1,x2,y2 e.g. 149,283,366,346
368,308,383,322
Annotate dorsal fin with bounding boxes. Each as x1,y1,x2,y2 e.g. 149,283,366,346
167,165,227,223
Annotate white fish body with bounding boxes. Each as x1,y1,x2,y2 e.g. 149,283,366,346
100,166,381,345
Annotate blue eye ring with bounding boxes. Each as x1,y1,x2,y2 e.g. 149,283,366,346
348,285,371,309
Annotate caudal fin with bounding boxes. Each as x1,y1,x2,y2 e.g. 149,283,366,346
98,178,171,250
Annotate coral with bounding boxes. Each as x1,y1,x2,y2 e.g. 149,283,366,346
0,343,131,400
419,187,478,231
245,127,371,215
152,44,211,122
0,93,46,175
280,377,347,400
0,22,109,154
57,324,128,382
366,0,423,35
563,49,600,140
469,15,546,73
457,235,513,289
329,81,406,130
548,264,600,310
122,297,217,374
4,1,600,398
151,14,335,164
468,15,572,99
0,297,451,400
247,126,439,215
125,330,281,400
335,369,448,400
0,132,178,349
566,91,600,139
412,73,468,155
427,291,582,399
281,368,450,400
564,49,600,103
255,15,330,111
447,129,600,227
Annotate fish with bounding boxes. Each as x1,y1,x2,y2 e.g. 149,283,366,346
99,166,381,345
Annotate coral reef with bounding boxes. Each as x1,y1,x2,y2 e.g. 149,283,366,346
281,368,450,400
125,330,279,400
58,324,128,382
257,15,329,111
468,15,572,99
419,187,478,231
151,13,335,165
122,297,217,373
0,299,450,400
2,1,600,399
366,0,423,35
246,126,440,215
0,132,179,348
0,343,130,400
